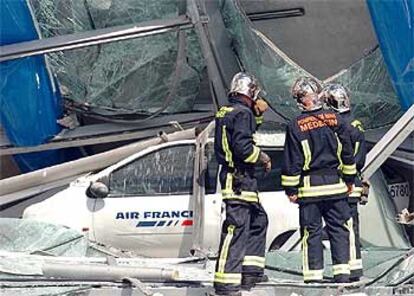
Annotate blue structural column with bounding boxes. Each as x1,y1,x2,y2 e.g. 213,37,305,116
367,0,414,110
0,0,71,172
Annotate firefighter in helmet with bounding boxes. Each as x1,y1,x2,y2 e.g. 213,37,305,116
321,83,368,281
213,72,271,296
281,76,357,283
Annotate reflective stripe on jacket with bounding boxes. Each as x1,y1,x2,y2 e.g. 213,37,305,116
282,109,356,201
214,96,261,170
340,112,367,201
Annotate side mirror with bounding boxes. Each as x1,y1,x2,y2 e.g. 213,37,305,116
86,181,109,199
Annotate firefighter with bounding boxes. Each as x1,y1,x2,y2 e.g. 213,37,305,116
321,83,368,281
281,77,357,283
213,72,272,296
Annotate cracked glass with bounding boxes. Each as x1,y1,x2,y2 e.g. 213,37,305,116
220,0,403,129
29,0,205,117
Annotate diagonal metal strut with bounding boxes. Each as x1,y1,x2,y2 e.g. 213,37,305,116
0,16,192,62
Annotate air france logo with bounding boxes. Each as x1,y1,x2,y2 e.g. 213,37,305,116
115,210,193,228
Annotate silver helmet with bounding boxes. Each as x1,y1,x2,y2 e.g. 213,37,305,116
291,76,323,111
320,83,350,113
229,72,261,101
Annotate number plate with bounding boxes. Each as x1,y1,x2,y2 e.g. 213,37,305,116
388,182,411,199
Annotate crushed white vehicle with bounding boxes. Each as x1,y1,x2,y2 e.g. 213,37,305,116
21,121,411,260
23,124,299,258
1,121,412,296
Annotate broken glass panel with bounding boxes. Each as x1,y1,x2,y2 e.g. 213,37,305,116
265,247,411,284
220,0,403,129
28,0,205,116
0,218,88,257
327,48,403,129
109,144,195,196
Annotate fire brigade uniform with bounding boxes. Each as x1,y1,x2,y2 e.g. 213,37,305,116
281,109,357,282
214,96,268,294
340,112,366,279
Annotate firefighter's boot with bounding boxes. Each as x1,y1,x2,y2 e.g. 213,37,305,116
241,274,269,291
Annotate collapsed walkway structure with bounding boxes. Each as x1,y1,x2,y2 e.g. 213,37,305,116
0,0,413,295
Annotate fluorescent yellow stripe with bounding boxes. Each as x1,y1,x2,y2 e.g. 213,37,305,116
218,225,235,273
342,164,357,175
242,256,265,268
303,269,323,281
298,182,348,198
244,146,260,163
301,140,311,171
349,186,363,198
302,227,309,273
214,272,242,284
225,173,233,191
345,218,357,269
255,115,264,125
241,191,258,197
354,141,360,156
303,176,309,188
222,174,234,197
332,264,350,275
222,126,234,168
351,120,364,132
349,259,363,271
281,175,301,182
223,191,259,203
281,180,300,186
216,106,234,118
223,195,258,203
281,175,300,187
336,133,343,169
222,190,233,197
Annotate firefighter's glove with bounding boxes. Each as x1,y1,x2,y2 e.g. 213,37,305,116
359,179,370,205
288,194,298,203
253,98,269,116
396,208,414,225
259,151,272,173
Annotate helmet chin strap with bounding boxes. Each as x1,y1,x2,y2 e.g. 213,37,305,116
239,94,254,108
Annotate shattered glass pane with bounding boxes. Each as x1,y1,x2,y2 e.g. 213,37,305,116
29,0,205,116
327,49,403,129
220,0,309,120
0,218,87,257
265,248,410,284
109,144,195,195
30,0,184,36
220,0,403,129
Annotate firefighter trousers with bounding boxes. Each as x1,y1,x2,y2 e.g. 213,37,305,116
349,202,363,279
214,200,268,293
299,197,352,283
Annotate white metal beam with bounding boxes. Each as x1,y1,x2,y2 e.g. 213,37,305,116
363,104,414,179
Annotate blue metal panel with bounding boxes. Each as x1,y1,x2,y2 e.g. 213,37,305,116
0,0,70,172
367,0,414,110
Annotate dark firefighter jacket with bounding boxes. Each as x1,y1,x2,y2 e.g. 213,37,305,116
281,109,356,202
340,112,367,202
214,96,261,171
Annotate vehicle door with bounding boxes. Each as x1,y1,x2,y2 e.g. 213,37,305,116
196,140,222,255
199,142,299,253
255,147,300,250
92,140,196,258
